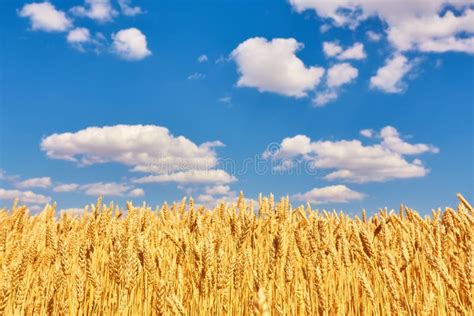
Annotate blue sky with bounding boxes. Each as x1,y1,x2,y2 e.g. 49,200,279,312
0,0,473,214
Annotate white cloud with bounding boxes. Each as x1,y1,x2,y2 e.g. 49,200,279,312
327,63,358,88
117,0,142,16
337,43,366,60
188,72,206,80
16,177,52,189
360,129,375,138
323,41,342,57
380,126,439,155
323,42,366,60
204,185,231,195
313,90,338,107
71,0,117,22
198,54,208,63
60,208,84,217
0,188,51,204
112,28,151,60
290,0,474,54
53,183,79,192
231,37,325,97
41,124,232,185
80,182,131,196
67,27,91,43
366,31,382,42
19,2,72,32
41,124,223,174
133,170,236,185
264,126,438,183
293,185,365,204
128,188,145,197
370,54,414,93
313,63,358,106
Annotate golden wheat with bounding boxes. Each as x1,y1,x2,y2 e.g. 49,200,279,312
0,194,472,315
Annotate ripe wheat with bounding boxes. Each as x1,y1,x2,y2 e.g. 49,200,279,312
0,194,472,315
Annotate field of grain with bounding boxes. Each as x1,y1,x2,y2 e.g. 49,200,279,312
0,194,472,315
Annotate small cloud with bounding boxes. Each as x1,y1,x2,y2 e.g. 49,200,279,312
118,0,143,16
198,54,208,63
19,2,72,32
366,31,382,42
128,188,145,197
360,129,374,138
370,54,415,93
67,27,91,43
313,90,338,107
187,72,206,80
16,177,52,189
111,28,151,61
0,188,51,204
293,185,365,204
53,183,79,192
70,0,118,23
320,23,331,33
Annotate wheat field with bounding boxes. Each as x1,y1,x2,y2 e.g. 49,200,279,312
0,193,472,315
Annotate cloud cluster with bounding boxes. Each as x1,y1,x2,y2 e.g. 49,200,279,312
41,124,234,185
19,1,150,60
264,126,439,183
231,37,325,97
0,188,51,204
290,0,474,54
293,185,365,204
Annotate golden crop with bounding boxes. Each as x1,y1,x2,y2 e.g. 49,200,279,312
0,194,472,315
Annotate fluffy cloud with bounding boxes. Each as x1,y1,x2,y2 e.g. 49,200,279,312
231,37,325,97
129,188,145,197
0,188,51,204
313,91,338,107
198,54,208,63
322,42,366,60
290,0,474,54
323,42,342,57
41,124,232,185
370,55,414,93
197,185,236,207
112,28,151,60
327,63,359,88
360,129,374,138
53,183,79,192
204,185,231,195
16,177,52,189
80,182,131,196
117,0,142,16
264,126,438,183
19,2,72,32
380,126,439,155
366,31,382,42
41,124,222,172
133,170,236,185
337,43,366,60
71,0,117,22
313,63,358,106
67,27,90,43
293,185,365,204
